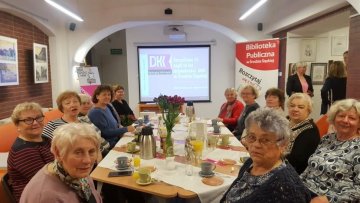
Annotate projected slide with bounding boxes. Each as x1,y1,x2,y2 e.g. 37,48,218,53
138,45,210,103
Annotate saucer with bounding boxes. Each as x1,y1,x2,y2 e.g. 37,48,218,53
126,148,140,154
199,171,215,178
116,165,130,170
136,179,152,186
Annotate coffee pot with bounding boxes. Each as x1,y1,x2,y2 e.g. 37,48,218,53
139,126,156,159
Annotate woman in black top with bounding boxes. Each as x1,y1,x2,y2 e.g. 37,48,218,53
286,62,314,97
112,84,137,125
320,61,347,114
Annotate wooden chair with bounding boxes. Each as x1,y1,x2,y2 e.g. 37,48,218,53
1,173,16,203
316,115,330,138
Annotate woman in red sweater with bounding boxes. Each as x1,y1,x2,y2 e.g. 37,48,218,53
217,87,244,131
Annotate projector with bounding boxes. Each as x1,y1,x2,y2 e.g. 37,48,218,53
164,25,186,40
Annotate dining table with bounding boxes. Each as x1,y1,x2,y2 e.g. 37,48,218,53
90,118,249,203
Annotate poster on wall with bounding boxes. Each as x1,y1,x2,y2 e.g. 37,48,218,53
0,36,18,86
235,38,279,106
300,39,316,62
76,66,101,96
33,43,49,83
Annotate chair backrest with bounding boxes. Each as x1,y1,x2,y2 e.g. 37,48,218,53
0,123,18,153
1,173,16,203
44,109,63,124
316,115,330,138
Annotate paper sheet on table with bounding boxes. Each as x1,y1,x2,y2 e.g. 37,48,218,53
115,136,135,147
152,162,236,203
203,148,249,162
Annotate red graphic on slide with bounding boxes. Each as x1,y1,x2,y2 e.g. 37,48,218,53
148,55,171,69
236,39,279,71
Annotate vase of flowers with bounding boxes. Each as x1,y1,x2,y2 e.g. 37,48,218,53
154,94,185,157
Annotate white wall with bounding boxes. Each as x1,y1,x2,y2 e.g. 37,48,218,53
125,25,236,119
286,26,349,121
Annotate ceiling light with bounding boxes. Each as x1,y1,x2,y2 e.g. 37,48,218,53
44,0,84,22
239,0,268,21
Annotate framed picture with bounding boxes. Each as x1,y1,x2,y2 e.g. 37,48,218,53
310,63,327,85
0,35,19,86
33,43,49,83
288,63,296,77
331,36,347,56
300,39,316,62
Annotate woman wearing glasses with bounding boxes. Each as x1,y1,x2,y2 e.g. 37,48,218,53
7,102,54,202
221,108,311,203
287,93,320,174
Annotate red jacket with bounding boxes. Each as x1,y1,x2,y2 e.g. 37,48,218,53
218,100,244,131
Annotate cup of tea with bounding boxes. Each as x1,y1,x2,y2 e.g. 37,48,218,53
138,167,151,183
200,161,216,175
117,156,128,168
211,119,218,126
127,142,136,152
213,125,221,134
220,134,230,146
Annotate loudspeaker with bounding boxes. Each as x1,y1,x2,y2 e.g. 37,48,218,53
257,23,263,31
164,8,173,15
69,23,76,31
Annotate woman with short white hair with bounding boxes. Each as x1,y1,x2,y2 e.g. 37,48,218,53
302,99,360,202
286,93,320,174
20,123,102,203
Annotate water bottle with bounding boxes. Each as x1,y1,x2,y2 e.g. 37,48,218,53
186,101,195,122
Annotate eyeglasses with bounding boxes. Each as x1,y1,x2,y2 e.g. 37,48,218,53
18,116,45,125
241,134,281,146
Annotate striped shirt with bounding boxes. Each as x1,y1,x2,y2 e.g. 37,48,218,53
42,116,110,154
7,137,54,202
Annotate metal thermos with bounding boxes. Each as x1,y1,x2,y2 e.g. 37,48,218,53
139,126,156,159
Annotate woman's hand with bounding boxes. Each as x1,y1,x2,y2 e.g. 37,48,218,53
127,125,136,132
310,196,329,203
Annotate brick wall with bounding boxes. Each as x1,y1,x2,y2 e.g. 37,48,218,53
347,8,360,99
0,11,52,119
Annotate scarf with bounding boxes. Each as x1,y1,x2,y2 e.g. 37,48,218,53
287,118,314,153
219,101,236,118
107,103,123,128
53,160,92,202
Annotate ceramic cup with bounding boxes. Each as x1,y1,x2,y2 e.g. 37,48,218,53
200,162,216,175
208,135,218,150
220,134,230,146
138,167,151,183
127,142,136,152
213,125,221,134
211,119,218,126
144,115,150,124
117,156,128,168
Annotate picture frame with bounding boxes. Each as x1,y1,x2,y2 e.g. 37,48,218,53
33,43,49,83
310,63,327,85
0,35,19,86
331,36,347,56
288,63,296,77
300,39,316,62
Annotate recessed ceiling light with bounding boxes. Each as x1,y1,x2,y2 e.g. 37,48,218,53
44,0,84,22
239,0,268,21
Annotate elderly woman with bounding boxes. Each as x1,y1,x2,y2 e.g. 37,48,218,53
287,93,320,174
301,99,360,202
221,108,311,202
265,87,285,110
217,87,244,132
88,85,135,148
8,102,54,202
112,84,137,125
78,93,93,116
43,91,110,156
286,62,314,97
320,61,347,115
233,85,260,139
20,123,102,203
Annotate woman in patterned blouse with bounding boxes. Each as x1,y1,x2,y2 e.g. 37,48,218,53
301,99,360,203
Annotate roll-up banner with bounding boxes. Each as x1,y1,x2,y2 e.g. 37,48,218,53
76,66,101,96
235,39,280,106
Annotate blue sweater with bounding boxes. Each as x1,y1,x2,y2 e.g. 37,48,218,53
88,105,127,148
